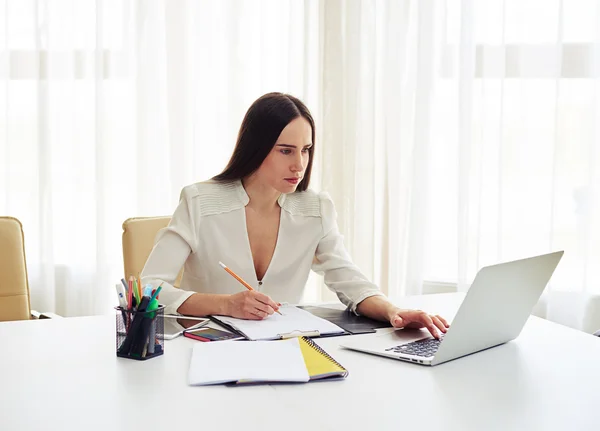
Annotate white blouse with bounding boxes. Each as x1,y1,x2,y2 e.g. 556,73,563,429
141,180,383,315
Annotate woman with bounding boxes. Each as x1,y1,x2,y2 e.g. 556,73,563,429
141,92,448,338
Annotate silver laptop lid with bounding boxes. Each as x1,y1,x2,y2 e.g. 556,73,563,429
432,251,563,365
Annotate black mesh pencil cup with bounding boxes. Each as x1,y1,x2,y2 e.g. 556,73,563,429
116,305,165,360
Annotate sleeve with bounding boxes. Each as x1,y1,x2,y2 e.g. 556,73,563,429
311,192,385,315
141,186,198,315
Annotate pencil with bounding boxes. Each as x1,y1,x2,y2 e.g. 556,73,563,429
128,276,134,307
218,261,283,315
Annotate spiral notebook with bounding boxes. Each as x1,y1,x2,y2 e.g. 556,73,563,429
188,337,348,386
296,336,349,381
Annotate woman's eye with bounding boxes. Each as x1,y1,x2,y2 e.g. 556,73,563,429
280,149,291,155
302,148,310,153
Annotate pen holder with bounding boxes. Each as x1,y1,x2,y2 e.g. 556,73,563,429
115,305,165,360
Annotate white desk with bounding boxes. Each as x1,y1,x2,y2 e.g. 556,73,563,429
1,293,599,431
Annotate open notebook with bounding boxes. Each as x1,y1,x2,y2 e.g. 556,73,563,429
188,337,348,386
211,305,347,340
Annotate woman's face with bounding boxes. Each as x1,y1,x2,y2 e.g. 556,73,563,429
254,116,312,194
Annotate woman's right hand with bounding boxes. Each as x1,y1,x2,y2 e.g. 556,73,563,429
226,290,280,320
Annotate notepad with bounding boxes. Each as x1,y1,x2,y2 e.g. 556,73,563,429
297,337,349,381
211,305,347,340
188,337,348,386
188,338,309,385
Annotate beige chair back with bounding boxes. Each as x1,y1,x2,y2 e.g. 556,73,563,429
122,217,183,287
0,217,31,321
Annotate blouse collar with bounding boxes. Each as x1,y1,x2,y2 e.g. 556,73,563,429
235,179,287,208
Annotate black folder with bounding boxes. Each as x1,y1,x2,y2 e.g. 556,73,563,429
297,305,392,334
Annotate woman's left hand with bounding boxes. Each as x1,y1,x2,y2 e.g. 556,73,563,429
389,308,450,339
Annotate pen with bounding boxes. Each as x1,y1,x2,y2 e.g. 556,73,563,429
115,283,128,326
218,261,282,315
146,292,160,355
121,278,129,293
150,285,162,302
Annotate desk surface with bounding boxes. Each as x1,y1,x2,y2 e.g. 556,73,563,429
1,293,599,431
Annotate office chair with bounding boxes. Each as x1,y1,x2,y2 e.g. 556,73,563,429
0,217,60,321
122,216,183,287
0,217,32,321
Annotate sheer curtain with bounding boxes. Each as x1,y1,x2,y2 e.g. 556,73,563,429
318,0,445,302
320,0,600,332
1,0,324,316
441,0,600,332
2,1,600,329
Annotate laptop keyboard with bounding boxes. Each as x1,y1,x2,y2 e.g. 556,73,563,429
385,337,443,357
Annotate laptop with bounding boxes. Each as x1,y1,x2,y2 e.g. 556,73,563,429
340,251,564,366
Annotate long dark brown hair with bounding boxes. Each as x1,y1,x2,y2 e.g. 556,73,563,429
213,92,315,192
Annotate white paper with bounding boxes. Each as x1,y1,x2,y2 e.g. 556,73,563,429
188,338,310,386
212,305,345,340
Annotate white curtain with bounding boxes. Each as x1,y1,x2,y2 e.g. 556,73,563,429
1,0,324,316
318,0,444,302
439,0,600,332
2,1,600,331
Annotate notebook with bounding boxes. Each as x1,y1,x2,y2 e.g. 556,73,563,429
296,336,348,381
188,337,348,386
211,305,347,340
